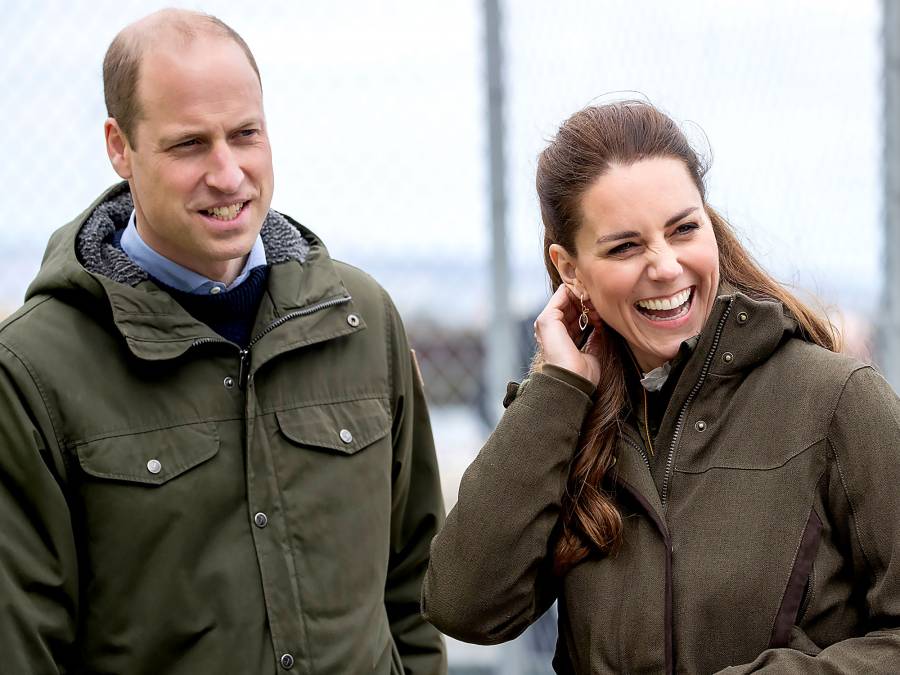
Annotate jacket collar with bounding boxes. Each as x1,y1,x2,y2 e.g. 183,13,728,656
613,289,802,511
27,183,364,361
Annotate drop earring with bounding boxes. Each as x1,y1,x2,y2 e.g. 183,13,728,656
579,294,590,332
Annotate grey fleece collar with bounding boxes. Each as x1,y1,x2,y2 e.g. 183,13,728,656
76,188,310,286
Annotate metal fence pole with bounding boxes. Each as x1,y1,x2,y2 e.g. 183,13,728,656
881,0,900,388
484,0,517,424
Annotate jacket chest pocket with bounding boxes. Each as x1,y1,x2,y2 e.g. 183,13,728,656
274,397,391,456
270,398,394,581
72,422,225,582
76,421,220,486
271,398,394,502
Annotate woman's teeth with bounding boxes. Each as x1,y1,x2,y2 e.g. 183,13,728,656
636,288,692,311
634,288,693,320
205,202,245,220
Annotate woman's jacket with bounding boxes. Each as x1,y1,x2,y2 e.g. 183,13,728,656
423,292,900,674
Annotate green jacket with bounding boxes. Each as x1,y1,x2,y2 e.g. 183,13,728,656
0,184,446,674
423,292,900,673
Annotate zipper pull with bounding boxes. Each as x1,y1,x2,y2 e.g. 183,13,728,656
238,348,251,389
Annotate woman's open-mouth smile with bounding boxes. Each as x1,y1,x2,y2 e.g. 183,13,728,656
633,286,694,326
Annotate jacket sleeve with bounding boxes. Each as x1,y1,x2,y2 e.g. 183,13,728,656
0,345,78,673
720,366,900,673
422,369,594,645
383,297,447,674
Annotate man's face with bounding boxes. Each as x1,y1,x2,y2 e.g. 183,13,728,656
107,36,274,282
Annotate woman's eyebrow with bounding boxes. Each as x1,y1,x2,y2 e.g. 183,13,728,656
596,230,640,245
595,207,698,245
665,206,698,227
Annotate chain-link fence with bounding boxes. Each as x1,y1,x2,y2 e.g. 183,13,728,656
2,1,885,672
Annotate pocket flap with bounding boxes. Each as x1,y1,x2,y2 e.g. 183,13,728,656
276,398,391,454
76,422,220,485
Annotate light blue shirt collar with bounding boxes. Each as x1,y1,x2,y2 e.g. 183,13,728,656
120,210,267,295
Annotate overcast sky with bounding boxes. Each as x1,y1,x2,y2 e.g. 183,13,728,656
1,0,882,322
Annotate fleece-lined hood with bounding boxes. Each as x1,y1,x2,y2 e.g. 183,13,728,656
26,181,310,302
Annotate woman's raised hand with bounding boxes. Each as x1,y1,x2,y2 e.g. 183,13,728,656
533,285,602,386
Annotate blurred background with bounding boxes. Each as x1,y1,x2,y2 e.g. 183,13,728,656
3,1,897,672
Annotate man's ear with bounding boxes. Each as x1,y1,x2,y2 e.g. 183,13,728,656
105,118,133,179
548,243,582,297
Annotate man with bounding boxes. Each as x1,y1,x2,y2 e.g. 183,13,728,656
0,9,445,674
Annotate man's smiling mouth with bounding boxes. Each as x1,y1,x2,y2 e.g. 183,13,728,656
202,201,247,220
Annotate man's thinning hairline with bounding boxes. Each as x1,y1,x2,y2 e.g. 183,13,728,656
103,10,263,148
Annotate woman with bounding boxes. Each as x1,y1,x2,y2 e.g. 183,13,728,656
422,101,900,673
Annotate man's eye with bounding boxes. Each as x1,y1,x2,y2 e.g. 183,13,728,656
174,139,199,149
238,129,259,138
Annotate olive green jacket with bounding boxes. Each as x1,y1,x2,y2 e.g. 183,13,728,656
423,292,900,673
0,184,446,674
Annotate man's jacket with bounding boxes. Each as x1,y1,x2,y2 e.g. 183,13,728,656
423,292,900,673
0,183,446,674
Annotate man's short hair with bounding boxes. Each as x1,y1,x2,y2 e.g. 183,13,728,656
102,10,262,146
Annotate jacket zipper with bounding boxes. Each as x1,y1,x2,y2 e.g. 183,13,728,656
191,294,353,388
614,477,674,675
623,434,651,471
659,297,734,509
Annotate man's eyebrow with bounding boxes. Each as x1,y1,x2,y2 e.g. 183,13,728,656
594,207,699,246
158,119,264,148
158,130,205,147
233,118,263,129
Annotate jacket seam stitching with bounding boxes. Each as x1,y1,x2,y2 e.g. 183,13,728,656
673,437,826,474
381,286,395,413
828,366,877,575
263,393,391,416
0,341,66,455
72,417,237,445
0,295,55,336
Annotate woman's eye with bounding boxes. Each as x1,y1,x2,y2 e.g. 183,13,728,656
608,242,637,256
674,222,699,235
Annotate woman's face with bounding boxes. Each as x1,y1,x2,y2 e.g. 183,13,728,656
552,157,720,372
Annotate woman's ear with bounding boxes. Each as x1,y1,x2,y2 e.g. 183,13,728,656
549,244,581,296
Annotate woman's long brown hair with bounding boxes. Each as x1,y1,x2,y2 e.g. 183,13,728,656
537,101,840,575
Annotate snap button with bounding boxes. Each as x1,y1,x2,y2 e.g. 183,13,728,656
280,653,294,670
737,311,749,325
695,420,707,432
254,512,268,528
223,376,235,389
722,352,734,364
146,459,162,474
347,314,360,327
339,429,353,444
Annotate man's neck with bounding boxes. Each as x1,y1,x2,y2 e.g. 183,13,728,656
120,210,266,295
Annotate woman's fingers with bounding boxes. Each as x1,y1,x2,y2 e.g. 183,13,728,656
533,285,603,385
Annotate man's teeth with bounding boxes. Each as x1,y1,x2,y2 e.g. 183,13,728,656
205,202,244,220
636,288,691,311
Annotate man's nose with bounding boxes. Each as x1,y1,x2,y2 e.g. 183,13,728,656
205,144,244,193
647,244,683,282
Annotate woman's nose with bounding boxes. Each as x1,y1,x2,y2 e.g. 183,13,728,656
646,245,683,282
